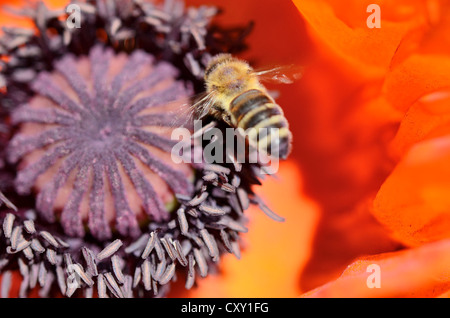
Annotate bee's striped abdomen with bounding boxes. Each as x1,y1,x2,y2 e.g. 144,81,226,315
230,89,292,159
230,89,272,124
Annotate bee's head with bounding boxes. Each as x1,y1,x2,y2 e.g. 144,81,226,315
204,54,255,95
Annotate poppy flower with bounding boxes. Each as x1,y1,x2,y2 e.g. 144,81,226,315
0,0,297,298
302,239,450,298
372,2,450,248
2,0,450,299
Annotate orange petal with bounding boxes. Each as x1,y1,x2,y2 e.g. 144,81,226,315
383,54,450,112
382,2,450,112
302,239,450,298
373,135,450,246
390,90,450,158
188,0,308,66
0,0,67,30
293,0,429,77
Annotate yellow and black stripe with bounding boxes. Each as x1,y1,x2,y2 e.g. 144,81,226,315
204,54,235,80
230,89,292,159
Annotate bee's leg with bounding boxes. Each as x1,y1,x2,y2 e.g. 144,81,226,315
221,113,234,126
211,104,234,127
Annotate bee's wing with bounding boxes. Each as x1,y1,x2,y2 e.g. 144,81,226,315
161,91,217,131
192,91,217,120
254,65,304,85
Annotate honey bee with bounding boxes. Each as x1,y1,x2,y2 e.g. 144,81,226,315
192,53,297,160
